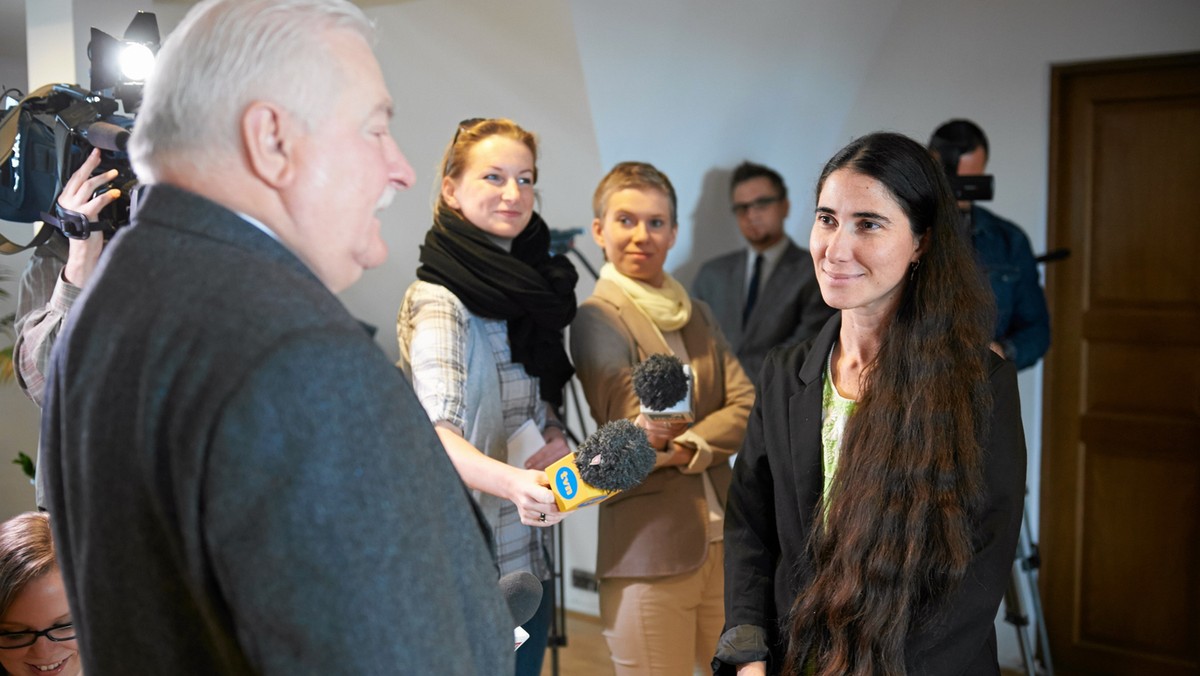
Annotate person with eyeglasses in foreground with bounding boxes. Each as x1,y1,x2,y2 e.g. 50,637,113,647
714,132,1025,675
397,117,579,676
0,512,79,676
692,161,834,386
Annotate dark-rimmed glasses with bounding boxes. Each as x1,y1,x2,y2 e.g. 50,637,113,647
0,623,76,649
731,195,783,216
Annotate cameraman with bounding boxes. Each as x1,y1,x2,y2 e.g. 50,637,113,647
13,148,120,406
929,119,1050,370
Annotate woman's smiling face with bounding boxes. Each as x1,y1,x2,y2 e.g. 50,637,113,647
810,168,923,318
441,135,536,240
0,570,80,676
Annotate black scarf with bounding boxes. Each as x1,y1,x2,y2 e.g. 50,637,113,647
416,207,579,407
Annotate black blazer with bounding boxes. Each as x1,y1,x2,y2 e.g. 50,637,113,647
719,315,1027,675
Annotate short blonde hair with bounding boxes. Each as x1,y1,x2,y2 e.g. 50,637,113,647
592,161,677,225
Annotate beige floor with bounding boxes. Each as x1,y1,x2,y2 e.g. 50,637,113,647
539,613,1029,675
540,612,613,676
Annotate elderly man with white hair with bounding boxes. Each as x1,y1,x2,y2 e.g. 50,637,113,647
39,1,514,673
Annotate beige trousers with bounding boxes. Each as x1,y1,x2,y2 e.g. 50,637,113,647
599,541,725,675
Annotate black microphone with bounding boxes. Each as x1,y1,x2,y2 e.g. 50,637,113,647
632,354,693,422
499,571,543,628
1034,248,1071,264
79,121,130,152
575,419,657,493
545,420,657,510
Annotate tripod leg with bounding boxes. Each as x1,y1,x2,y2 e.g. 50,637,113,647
1019,509,1054,676
1006,557,1038,676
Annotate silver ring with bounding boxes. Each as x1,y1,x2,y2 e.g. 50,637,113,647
538,513,547,523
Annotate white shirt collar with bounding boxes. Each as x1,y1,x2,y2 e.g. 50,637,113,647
235,211,280,241
747,234,791,266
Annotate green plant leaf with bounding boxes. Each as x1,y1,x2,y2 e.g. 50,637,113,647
13,452,35,482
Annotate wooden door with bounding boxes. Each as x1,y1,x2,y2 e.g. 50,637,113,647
1042,52,1200,675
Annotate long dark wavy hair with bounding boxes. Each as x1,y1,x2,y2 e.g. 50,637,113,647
783,132,994,675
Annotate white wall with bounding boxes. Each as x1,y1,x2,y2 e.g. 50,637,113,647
567,0,1200,664
1,0,1198,664
0,56,25,94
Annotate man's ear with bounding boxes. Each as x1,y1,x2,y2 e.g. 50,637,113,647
242,101,297,188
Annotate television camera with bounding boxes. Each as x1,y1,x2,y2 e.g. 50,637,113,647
0,12,159,253
929,133,995,203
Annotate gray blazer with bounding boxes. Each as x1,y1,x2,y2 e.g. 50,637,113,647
692,239,833,385
41,184,513,675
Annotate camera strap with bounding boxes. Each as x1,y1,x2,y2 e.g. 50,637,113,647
0,222,53,255
40,203,109,240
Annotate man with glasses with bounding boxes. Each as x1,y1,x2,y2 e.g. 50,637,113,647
693,161,833,385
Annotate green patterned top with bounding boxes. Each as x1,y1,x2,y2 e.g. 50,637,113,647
821,344,856,512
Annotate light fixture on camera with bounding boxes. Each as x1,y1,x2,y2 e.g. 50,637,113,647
87,11,160,113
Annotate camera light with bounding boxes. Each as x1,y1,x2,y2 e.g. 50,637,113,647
119,43,155,83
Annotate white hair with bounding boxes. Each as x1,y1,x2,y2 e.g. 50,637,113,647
129,0,374,181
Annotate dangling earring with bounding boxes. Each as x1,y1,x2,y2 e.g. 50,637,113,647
909,259,921,281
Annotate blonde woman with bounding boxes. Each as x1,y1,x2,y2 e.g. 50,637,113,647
571,161,753,674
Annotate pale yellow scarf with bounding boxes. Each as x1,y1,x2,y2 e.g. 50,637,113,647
600,262,692,332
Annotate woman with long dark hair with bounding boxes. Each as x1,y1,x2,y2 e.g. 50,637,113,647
715,132,1026,675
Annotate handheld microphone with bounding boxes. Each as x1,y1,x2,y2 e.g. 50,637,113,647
499,571,543,628
632,354,693,422
546,420,656,511
79,121,130,152
499,571,542,652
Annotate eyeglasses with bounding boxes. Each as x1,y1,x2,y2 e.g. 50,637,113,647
731,195,783,216
453,117,486,144
0,623,76,649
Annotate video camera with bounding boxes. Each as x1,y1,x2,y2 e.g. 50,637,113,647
0,12,159,252
929,135,995,202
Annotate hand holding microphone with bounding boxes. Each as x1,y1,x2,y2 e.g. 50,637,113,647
631,354,694,464
506,467,563,527
635,413,689,452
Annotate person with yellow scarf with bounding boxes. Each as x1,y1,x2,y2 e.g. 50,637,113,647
570,162,754,675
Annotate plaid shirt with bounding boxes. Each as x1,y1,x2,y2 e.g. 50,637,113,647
14,233,72,407
399,281,551,579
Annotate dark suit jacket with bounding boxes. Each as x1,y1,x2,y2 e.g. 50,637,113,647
570,278,754,579
692,239,833,386
41,184,513,675
719,315,1027,675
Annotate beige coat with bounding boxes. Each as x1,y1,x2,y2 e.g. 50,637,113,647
570,278,754,579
